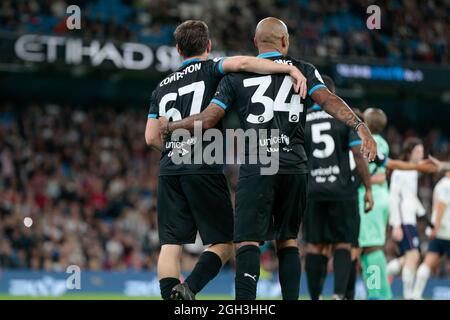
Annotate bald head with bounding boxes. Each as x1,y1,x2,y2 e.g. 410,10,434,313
254,17,289,55
363,108,387,134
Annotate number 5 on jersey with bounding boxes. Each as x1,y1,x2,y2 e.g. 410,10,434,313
311,122,335,159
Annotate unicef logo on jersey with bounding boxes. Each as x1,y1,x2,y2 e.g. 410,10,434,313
169,124,283,175
311,165,340,184
166,137,198,158
258,116,265,123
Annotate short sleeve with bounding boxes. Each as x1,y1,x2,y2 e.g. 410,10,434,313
148,90,159,119
210,75,235,111
210,57,227,79
303,63,326,97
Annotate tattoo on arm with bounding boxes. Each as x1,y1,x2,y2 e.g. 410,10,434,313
319,93,361,128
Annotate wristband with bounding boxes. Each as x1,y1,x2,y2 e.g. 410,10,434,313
353,120,365,132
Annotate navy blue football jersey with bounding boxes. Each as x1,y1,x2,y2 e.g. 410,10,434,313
211,52,326,177
305,105,362,200
148,58,226,175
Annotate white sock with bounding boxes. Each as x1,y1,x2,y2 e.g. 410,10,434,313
387,258,402,276
402,266,416,299
412,264,430,299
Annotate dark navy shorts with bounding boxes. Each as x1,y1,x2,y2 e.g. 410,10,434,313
398,224,420,256
428,238,450,257
157,174,233,245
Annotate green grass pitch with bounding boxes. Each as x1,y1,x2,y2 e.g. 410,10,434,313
0,294,314,300
0,294,231,300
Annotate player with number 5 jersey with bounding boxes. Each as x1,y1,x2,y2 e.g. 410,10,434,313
303,76,373,300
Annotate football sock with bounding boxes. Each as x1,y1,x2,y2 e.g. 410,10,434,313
333,249,352,297
361,250,392,300
159,277,180,300
277,246,301,300
402,266,416,299
345,259,358,300
305,253,328,300
235,245,260,300
412,264,430,299
185,251,223,294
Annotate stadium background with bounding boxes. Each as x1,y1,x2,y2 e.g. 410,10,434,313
0,0,449,299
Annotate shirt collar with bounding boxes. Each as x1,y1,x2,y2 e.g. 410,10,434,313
256,51,283,58
181,58,200,67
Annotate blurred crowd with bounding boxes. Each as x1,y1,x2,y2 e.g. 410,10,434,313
0,103,449,276
0,0,449,64
0,103,161,271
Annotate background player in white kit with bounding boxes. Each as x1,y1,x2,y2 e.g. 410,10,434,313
387,138,428,299
412,169,450,299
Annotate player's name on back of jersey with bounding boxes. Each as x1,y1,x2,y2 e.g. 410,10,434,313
273,58,293,65
159,62,202,87
167,125,290,175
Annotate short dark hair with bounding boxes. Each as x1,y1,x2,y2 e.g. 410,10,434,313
363,108,387,134
322,75,335,93
174,20,210,57
400,137,423,161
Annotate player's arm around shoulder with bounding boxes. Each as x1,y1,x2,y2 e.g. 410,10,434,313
221,56,306,97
